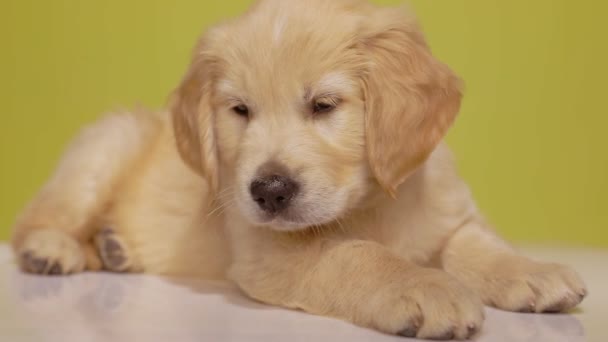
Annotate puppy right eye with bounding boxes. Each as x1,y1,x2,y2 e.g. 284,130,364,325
232,104,250,118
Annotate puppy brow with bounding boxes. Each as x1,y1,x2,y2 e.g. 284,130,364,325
303,87,313,102
307,73,353,100
217,79,250,106
217,79,239,97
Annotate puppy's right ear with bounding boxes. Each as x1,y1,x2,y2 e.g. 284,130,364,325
170,36,220,192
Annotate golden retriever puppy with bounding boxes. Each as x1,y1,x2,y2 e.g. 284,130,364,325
11,0,586,339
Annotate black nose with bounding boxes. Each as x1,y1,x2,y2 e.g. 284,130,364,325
250,175,299,214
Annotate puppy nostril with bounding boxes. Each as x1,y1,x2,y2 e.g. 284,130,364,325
276,196,285,203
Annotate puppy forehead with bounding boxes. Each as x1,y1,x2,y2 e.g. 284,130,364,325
216,1,364,64
217,71,356,101
211,1,367,101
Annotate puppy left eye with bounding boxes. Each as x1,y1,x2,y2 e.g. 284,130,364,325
232,104,250,117
313,101,336,115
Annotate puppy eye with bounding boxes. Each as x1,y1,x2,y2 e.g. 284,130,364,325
232,104,250,117
313,100,336,115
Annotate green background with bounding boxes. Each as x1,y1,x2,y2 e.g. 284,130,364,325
1,1,606,246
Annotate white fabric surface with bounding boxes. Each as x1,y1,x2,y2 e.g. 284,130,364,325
1,245,605,341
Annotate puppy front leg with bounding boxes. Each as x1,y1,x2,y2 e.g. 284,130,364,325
441,219,587,313
12,112,160,274
230,238,484,340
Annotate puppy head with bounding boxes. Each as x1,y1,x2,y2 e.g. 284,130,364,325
171,0,462,231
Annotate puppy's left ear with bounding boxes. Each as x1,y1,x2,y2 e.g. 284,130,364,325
361,8,463,197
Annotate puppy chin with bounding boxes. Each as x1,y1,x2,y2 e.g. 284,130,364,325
236,200,340,232
266,218,311,232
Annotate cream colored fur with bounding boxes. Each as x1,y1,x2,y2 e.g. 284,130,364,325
12,0,586,340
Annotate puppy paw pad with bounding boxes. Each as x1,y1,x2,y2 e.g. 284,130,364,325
21,251,49,274
95,228,132,272
18,229,85,275
397,326,418,338
466,324,479,338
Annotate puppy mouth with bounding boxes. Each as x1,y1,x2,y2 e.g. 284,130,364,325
247,201,340,232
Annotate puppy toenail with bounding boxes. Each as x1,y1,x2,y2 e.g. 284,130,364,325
48,263,63,275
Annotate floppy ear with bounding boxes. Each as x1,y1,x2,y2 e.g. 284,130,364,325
169,37,220,192
361,8,463,197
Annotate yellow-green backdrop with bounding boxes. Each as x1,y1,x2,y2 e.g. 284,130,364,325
1,1,606,246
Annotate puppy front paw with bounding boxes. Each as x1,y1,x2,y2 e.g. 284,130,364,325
94,227,140,273
477,257,587,313
370,270,484,340
17,229,85,275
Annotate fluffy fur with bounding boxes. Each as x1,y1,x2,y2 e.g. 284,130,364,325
12,0,586,340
